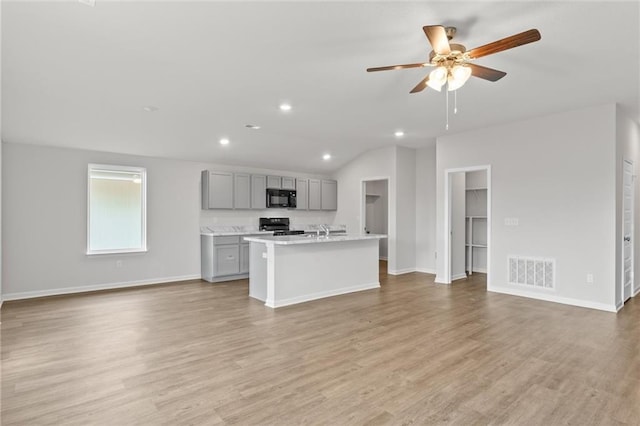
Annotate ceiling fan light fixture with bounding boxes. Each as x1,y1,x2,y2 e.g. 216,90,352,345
447,65,472,91
426,66,447,91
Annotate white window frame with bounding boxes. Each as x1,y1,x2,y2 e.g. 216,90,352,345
87,163,148,255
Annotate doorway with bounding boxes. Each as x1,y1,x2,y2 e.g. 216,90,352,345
361,178,389,274
444,166,491,285
622,159,634,303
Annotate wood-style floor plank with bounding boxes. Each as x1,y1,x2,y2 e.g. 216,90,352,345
2,264,639,425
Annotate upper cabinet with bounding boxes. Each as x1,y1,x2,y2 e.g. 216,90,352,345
321,180,338,211
202,170,337,211
267,176,282,189
308,179,321,210
202,170,234,209
234,173,251,209
251,175,267,209
282,177,296,190
296,178,308,210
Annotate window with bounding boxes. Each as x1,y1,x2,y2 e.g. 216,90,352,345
87,164,147,255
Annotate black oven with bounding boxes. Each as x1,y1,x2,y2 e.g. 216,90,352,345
266,188,297,209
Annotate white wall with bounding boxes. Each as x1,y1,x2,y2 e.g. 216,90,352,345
436,104,618,312
615,105,640,307
0,0,3,307
394,146,416,274
333,146,397,271
2,142,335,299
415,145,437,274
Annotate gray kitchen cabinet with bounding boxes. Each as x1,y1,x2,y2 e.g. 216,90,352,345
267,175,282,189
201,235,243,282
215,245,240,276
234,173,251,209
308,179,321,210
282,177,296,190
321,179,338,211
202,170,234,209
251,175,267,209
296,178,308,210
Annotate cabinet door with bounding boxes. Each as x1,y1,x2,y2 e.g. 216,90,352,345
281,177,296,190
234,173,251,209
202,171,233,209
321,180,337,211
251,175,267,209
296,178,308,210
240,244,250,274
267,176,282,189
214,246,240,276
308,179,321,210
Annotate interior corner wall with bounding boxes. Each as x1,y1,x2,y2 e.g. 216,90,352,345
615,104,640,307
415,145,437,274
436,103,618,312
394,146,416,274
333,146,397,272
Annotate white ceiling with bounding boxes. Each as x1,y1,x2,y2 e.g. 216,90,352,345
2,1,639,173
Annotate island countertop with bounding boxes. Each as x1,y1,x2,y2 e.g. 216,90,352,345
243,234,387,245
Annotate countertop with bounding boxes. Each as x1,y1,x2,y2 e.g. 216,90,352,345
200,225,347,237
243,234,387,245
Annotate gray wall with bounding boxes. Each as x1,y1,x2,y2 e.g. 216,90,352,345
2,143,334,299
436,103,618,311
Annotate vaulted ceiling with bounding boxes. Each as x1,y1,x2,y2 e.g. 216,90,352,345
2,1,639,173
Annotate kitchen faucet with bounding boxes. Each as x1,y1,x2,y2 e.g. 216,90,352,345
318,224,330,236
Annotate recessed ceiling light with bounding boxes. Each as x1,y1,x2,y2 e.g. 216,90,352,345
323,154,331,161
279,103,292,112
394,130,405,137
142,106,158,112
78,0,95,6
219,138,230,146
245,124,261,130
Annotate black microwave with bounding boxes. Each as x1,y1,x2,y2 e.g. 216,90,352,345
266,188,297,209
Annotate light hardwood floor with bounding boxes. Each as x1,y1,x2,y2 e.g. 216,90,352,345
2,264,639,425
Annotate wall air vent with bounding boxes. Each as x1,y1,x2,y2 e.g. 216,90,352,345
508,256,555,289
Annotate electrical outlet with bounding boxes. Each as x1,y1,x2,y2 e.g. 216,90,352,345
586,273,594,284
505,218,519,226
116,260,123,268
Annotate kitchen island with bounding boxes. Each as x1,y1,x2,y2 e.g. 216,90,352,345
244,234,386,308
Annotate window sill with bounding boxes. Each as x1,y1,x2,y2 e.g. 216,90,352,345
86,248,148,256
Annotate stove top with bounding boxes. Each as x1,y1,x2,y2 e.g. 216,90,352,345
272,229,305,236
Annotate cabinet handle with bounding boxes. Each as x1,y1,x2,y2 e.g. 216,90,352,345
226,256,235,260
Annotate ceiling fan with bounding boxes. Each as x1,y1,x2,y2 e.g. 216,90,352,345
367,26,541,93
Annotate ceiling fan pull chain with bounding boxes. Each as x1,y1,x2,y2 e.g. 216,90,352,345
454,90,458,114
445,83,449,130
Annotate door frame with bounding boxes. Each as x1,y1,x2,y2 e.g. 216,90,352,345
360,177,391,265
621,159,635,304
443,165,491,286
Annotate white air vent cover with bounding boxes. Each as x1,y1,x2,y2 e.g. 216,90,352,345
508,256,555,289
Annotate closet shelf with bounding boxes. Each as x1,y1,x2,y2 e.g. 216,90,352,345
465,243,488,248
465,216,487,219
466,187,487,191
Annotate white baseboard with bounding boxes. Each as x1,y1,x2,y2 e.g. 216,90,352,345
415,268,436,275
634,286,640,297
0,299,3,310
471,268,487,274
434,275,449,284
488,285,617,313
451,273,467,281
265,282,380,308
387,268,416,275
1,274,202,301
379,256,388,261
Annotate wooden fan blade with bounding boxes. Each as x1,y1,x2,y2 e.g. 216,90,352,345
367,62,428,72
466,29,541,59
410,75,430,94
423,25,451,55
467,63,507,81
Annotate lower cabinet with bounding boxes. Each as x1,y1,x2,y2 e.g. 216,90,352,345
201,234,257,282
